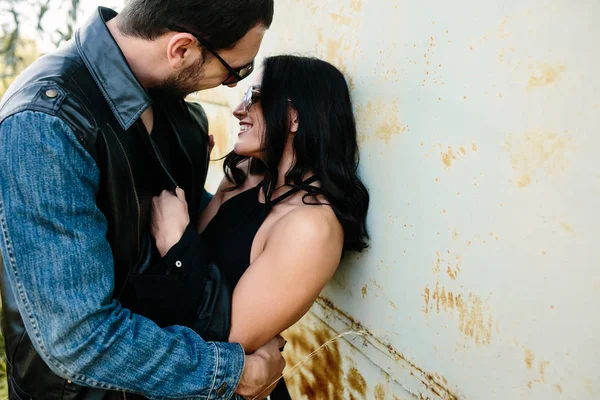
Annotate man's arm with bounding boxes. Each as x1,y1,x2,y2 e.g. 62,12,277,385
0,111,243,399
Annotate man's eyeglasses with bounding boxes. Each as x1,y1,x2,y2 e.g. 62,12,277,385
168,26,255,85
242,86,261,113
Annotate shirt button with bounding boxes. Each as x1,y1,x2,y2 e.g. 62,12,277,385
175,260,182,268
216,382,227,397
45,89,58,98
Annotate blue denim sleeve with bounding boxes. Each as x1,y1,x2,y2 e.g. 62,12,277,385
0,111,244,400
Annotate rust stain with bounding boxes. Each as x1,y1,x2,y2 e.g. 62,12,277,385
317,296,459,399
447,265,460,280
441,147,455,167
361,285,368,299
350,0,363,12
554,384,563,393
329,12,353,26
432,251,442,274
374,384,386,400
516,175,532,188
347,367,367,398
585,379,595,394
560,222,572,232
525,348,535,368
527,64,567,91
539,361,550,380
355,100,408,144
498,16,512,39
370,279,382,290
283,319,347,399
423,284,493,345
440,145,470,167
423,287,431,314
505,130,573,188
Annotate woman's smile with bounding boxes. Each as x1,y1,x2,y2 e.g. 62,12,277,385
238,122,253,136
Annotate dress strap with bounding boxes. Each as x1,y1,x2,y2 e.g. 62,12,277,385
268,175,319,206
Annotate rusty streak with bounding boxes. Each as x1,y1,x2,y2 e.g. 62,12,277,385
317,296,459,400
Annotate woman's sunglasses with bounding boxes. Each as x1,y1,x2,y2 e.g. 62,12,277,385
242,86,261,113
168,26,255,85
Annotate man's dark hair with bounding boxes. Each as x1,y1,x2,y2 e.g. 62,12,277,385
117,0,274,50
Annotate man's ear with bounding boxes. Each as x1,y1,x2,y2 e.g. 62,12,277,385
288,105,299,133
166,32,200,70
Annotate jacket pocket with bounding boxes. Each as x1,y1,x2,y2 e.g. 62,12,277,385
8,375,32,400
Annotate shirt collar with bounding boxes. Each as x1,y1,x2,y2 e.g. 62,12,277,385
75,7,151,130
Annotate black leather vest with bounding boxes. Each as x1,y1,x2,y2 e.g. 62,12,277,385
0,7,209,399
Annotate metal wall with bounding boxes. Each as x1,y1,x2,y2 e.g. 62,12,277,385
196,0,600,398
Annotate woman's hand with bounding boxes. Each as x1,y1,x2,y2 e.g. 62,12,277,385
152,187,190,257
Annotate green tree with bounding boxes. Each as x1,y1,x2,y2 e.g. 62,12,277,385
1,0,80,95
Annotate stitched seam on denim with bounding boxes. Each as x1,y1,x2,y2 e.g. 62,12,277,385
75,31,147,130
208,342,218,399
0,197,65,382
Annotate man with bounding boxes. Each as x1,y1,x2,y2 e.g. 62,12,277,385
0,1,285,399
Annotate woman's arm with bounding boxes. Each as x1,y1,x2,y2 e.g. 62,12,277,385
228,206,344,353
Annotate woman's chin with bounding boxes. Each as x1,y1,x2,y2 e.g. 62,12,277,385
233,144,252,158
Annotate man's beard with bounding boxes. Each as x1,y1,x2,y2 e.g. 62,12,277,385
158,58,205,98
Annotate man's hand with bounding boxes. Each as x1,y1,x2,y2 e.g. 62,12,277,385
151,187,189,257
236,336,286,399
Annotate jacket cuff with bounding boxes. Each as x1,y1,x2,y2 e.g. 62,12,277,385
209,342,245,400
160,224,200,272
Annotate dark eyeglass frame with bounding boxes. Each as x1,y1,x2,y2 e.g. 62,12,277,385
242,86,261,113
168,26,255,85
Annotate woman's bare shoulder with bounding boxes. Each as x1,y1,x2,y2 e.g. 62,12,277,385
272,204,343,246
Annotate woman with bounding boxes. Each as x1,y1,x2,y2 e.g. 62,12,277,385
152,55,369,396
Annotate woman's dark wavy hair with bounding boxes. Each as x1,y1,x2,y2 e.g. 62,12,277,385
223,55,369,252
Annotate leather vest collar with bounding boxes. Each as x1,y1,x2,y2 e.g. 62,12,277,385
76,6,151,130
